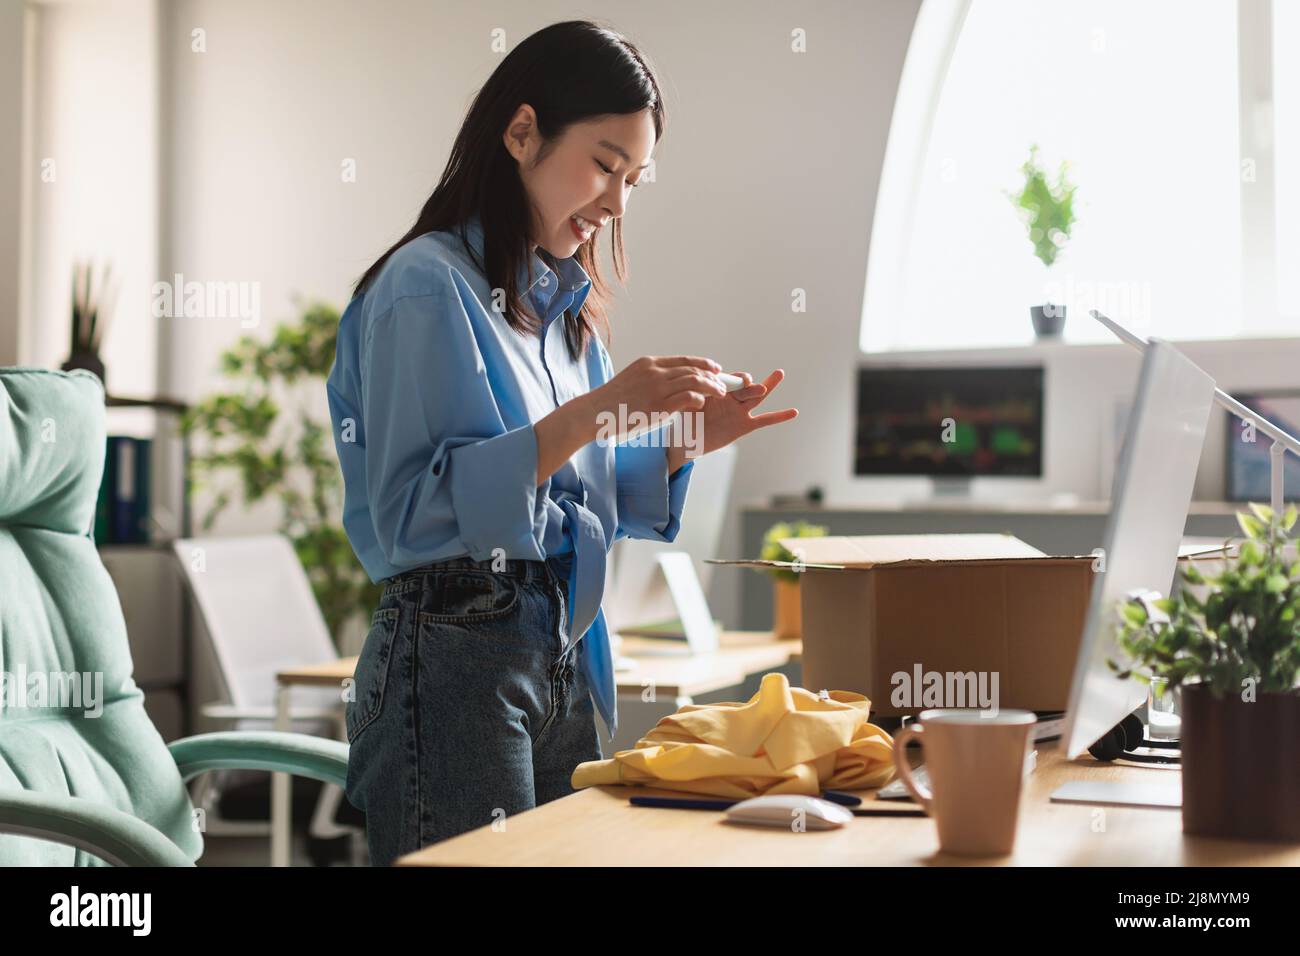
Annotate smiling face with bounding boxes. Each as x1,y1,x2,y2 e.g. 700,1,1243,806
503,106,655,259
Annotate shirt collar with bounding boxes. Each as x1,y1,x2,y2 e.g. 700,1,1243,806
460,212,593,301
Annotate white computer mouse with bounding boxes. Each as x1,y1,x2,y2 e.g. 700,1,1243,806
724,794,853,830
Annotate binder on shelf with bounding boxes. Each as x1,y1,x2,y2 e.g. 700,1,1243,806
97,436,152,545
93,437,113,544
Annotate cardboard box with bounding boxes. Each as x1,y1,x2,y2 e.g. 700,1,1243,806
709,534,1097,717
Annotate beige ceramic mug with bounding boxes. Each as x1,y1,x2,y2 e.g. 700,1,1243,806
893,708,1037,857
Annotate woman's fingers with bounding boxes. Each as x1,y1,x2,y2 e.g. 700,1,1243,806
654,355,722,373
662,366,726,396
749,407,799,429
731,369,783,406
737,370,796,431
724,371,762,400
754,405,790,424
663,388,710,412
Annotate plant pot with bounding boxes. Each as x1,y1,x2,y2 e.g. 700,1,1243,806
1180,683,1300,841
1030,304,1066,338
61,348,105,384
773,577,801,640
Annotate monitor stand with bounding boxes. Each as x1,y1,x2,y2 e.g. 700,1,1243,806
930,476,973,499
1050,714,1183,809
1049,778,1181,809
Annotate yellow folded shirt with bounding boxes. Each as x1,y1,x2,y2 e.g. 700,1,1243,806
571,672,896,799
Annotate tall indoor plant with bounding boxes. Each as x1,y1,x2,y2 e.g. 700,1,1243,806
1111,503,1300,840
180,298,381,651
1008,145,1077,338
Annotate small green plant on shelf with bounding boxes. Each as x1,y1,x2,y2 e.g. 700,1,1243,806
180,298,381,649
760,520,828,583
1008,144,1077,269
1110,503,1300,699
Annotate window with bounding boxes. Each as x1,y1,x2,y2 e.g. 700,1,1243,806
861,0,1290,352
1273,0,1300,314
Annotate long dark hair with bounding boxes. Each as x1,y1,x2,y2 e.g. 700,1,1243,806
354,20,666,361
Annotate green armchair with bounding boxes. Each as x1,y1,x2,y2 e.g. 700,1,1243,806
0,367,349,865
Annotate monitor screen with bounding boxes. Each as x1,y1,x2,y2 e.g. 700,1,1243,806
855,366,1044,477
1225,390,1300,502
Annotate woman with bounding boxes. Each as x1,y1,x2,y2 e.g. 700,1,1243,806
326,19,797,866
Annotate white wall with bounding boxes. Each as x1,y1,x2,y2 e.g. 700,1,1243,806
27,0,160,397
0,0,27,366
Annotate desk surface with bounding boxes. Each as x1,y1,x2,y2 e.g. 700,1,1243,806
397,745,1300,866
612,631,799,697
276,631,799,697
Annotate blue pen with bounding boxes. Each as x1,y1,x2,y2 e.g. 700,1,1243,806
820,789,864,807
629,796,737,810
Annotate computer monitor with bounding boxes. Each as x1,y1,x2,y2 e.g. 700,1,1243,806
854,365,1044,480
1060,340,1217,759
1225,389,1300,502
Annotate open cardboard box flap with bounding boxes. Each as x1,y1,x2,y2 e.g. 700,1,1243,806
705,533,1231,571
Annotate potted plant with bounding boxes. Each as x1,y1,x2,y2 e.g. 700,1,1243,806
181,298,382,653
1111,503,1300,841
760,520,827,640
1008,145,1077,339
61,260,117,384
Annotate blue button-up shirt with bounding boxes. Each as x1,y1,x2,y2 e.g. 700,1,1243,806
326,213,694,740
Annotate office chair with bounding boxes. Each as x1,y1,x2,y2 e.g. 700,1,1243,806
171,533,363,862
0,367,347,865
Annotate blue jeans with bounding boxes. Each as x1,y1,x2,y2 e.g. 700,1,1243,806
343,555,602,866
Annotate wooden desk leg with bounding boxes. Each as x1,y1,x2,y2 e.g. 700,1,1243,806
271,683,291,867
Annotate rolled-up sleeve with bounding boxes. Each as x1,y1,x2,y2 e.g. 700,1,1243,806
613,436,695,542
360,287,548,568
590,340,696,543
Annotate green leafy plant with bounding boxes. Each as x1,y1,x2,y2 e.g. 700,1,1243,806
180,299,380,649
1110,503,1300,699
761,520,828,584
1008,144,1077,268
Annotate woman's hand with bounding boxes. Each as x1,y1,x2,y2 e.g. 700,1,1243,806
535,355,726,484
665,370,798,473
586,355,729,443
700,369,798,454
535,359,797,484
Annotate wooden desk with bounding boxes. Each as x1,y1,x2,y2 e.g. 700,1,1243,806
613,630,800,703
396,745,1300,866
268,632,799,865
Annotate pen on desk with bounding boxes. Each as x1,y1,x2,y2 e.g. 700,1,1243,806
629,796,737,811
820,789,863,807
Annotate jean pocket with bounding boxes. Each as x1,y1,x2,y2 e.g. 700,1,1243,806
420,571,520,623
346,606,401,744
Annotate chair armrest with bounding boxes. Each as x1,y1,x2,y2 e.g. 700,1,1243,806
168,731,349,789
0,790,194,867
